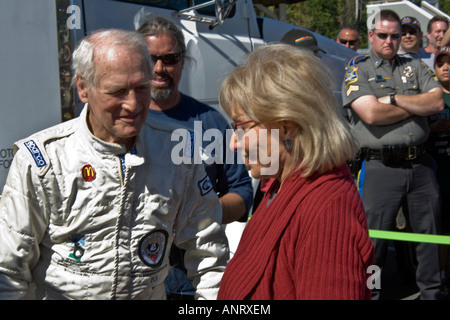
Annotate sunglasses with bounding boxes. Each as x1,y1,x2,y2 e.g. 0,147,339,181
151,52,183,65
374,32,401,40
402,29,418,36
339,39,358,45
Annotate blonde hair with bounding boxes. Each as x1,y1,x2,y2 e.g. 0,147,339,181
219,43,356,178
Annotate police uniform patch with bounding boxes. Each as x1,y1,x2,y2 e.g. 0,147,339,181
198,175,213,196
346,85,360,96
345,55,369,88
344,66,358,87
138,230,168,268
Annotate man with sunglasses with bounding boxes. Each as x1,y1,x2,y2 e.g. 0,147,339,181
336,24,360,51
399,16,434,71
137,16,253,300
342,9,445,300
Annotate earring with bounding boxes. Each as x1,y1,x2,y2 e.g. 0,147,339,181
283,138,293,151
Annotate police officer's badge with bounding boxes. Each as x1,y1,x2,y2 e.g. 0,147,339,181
404,66,414,78
138,230,168,268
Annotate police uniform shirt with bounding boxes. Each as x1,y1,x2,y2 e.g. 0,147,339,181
342,50,440,149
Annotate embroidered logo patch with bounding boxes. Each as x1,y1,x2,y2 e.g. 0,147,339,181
69,235,85,261
138,230,168,268
81,164,96,182
24,140,47,168
344,66,358,87
198,175,213,196
346,84,360,96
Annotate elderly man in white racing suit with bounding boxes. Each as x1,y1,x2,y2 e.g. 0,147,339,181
0,29,228,300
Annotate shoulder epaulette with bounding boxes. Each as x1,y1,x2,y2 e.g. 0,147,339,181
344,55,369,88
347,54,369,68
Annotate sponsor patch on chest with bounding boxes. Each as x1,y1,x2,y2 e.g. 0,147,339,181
138,230,168,268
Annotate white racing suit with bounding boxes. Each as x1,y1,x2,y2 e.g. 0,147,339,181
0,105,229,300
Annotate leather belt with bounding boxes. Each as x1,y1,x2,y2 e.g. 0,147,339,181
360,143,428,162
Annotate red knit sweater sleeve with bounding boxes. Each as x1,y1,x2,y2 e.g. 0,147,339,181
293,190,374,300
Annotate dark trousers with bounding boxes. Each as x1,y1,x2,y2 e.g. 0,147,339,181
358,155,442,299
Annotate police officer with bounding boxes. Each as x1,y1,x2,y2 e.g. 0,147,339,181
342,10,444,299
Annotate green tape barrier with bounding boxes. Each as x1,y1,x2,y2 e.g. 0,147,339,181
369,229,450,245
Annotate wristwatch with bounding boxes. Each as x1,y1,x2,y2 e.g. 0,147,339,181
389,93,397,105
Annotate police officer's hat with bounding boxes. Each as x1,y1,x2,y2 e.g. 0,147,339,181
281,29,326,54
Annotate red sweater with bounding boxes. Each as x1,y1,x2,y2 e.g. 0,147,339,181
218,165,374,300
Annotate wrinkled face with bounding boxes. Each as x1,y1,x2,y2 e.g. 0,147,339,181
369,19,401,61
427,21,448,50
144,34,184,102
401,25,421,52
77,47,151,148
435,54,450,85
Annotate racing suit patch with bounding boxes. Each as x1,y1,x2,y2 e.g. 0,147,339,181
138,230,168,268
81,164,96,182
24,140,47,168
198,175,213,196
69,235,85,261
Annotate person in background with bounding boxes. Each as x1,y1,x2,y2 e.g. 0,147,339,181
137,16,253,300
430,46,450,294
217,44,374,300
0,29,228,299
399,16,434,70
281,28,326,57
342,10,444,300
336,24,360,51
424,15,448,56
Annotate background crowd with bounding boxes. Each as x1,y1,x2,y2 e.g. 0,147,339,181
0,8,449,301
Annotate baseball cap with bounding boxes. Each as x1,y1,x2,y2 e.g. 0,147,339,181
281,29,326,54
401,16,421,32
435,46,450,65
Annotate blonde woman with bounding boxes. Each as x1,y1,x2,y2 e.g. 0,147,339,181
217,44,374,300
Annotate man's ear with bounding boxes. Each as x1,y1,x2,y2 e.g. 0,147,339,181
76,76,89,103
368,29,374,44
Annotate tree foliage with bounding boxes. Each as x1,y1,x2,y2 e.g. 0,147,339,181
255,0,450,49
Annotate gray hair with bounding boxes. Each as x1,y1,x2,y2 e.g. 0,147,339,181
71,29,153,88
137,16,186,55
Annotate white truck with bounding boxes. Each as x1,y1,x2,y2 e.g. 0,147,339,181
0,0,357,193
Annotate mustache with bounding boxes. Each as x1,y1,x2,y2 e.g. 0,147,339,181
153,71,172,80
